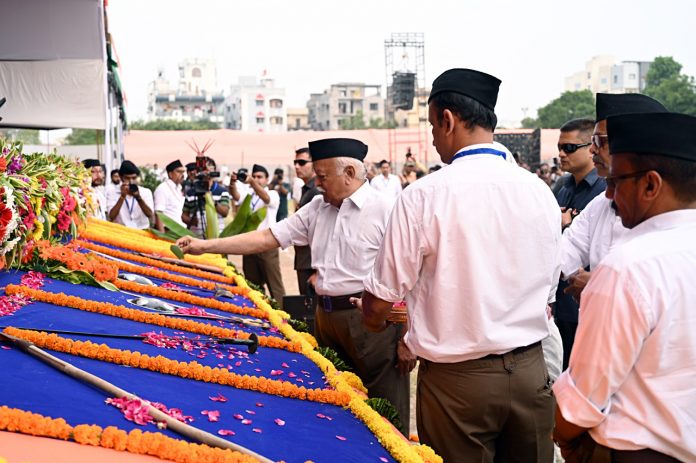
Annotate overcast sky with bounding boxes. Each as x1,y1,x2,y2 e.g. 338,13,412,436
107,0,695,127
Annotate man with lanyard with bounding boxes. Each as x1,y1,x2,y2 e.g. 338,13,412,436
177,138,410,434
553,112,696,463
107,160,154,230
370,160,402,199
554,118,607,370
83,159,107,220
561,94,667,301
154,159,186,232
292,147,321,296
229,164,285,308
360,68,560,462
182,157,230,238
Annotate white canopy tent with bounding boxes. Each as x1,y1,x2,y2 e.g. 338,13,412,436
0,0,124,172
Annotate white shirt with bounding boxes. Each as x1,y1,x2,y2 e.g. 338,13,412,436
90,185,107,220
292,177,304,203
560,194,628,278
271,182,393,296
240,188,279,231
364,143,561,363
153,178,185,227
106,185,154,230
370,173,402,199
553,210,696,461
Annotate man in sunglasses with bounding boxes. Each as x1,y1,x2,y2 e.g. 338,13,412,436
553,118,607,370
292,147,321,296
553,111,696,463
560,94,666,305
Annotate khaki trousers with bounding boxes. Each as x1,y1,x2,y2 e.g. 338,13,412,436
242,249,285,309
314,306,410,435
417,343,554,463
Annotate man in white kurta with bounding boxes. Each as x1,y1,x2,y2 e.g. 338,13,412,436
153,159,186,231
369,160,402,199
553,112,696,463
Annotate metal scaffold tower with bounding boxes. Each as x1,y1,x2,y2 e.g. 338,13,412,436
384,32,428,165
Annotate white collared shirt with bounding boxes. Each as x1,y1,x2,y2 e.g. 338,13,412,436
370,173,403,199
560,193,628,278
106,185,154,230
271,182,393,296
91,185,107,220
154,178,185,227
364,143,561,363
240,187,279,231
554,210,696,461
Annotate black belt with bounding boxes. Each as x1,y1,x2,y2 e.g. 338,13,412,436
481,341,541,359
317,292,362,312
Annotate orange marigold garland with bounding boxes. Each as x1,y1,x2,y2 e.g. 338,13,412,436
0,406,260,463
4,285,300,353
4,328,350,407
34,240,118,283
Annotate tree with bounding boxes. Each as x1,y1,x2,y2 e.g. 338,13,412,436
644,56,696,117
0,129,40,144
129,119,220,130
526,90,595,128
338,111,367,130
63,129,104,145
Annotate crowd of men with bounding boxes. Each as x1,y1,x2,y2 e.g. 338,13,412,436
83,66,695,463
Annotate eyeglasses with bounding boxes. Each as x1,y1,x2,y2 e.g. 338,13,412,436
558,142,591,154
293,159,312,166
605,169,655,189
591,134,609,149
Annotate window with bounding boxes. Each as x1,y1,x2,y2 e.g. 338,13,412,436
256,100,264,107
256,117,265,124
600,78,607,84
270,116,283,125
192,67,202,78
340,90,347,97
613,75,618,84
369,103,379,111
269,99,283,108
628,73,637,80
339,102,347,114
295,118,301,129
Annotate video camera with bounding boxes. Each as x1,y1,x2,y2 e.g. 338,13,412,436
193,155,220,195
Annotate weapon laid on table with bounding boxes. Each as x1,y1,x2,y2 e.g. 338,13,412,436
0,330,270,460
137,252,226,274
0,327,259,353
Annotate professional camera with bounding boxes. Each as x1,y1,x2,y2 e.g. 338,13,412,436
129,183,138,194
192,155,220,195
236,168,248,183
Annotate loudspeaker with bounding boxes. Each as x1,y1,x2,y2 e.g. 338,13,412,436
392,72,416,110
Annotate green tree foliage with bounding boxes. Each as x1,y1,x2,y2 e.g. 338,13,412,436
643,56,696,117
138,166,161,192
339,111,367,130
0,129,40,144
524,90,595,128
129,119,220,130
64,129,104,145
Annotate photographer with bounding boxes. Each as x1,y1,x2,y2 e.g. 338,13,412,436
182,156,230,238
106,160,154,229
269,168,290,221
229,164,285,307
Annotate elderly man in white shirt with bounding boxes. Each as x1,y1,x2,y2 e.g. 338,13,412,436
553,112,696,463
154,159,186,231
370,159,402,199
106,160,154,230
177,138,410,434
561,93,667,302
361,68,560,463
83,159,107,220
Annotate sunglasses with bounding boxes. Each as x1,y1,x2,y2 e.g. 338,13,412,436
293,159,312,166
558,142,591,154
605,169,654,189
591,134,609,149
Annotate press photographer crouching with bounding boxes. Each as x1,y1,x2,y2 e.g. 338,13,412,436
106,160,155,230
182,156,230,238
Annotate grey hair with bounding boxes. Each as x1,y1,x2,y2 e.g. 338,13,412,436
334,157,367,182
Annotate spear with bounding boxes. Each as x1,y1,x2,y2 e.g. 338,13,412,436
0,327,259,353
0,331,272,462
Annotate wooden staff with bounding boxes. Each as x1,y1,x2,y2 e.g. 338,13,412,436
0,331,272,462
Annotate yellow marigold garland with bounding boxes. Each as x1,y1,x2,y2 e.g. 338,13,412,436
4,285,299,353
3,328,350,406
0,406,260,462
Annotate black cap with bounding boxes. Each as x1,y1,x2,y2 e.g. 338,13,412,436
119,160,140,176
607,112,696,162
308,138,368,162
252,164,269,176
596,93,667,121
185,162,197,171
82,159,101,169
166,159,183,173
428,68,501,111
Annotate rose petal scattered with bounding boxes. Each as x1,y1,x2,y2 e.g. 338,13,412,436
209,394,228,402
233,414,244,420
270,369,283,376
252,428,262,433
316,413,326,419
335,435,347,441
255,403,264,407
241,419,252,425
245,410,256,415
380,457,389,462
281,362,289,368
274,418,285,426
218,429,236,436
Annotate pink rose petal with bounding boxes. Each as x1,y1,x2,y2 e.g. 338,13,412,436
335,435,347,441
241,419,252,425
209,394,228,402
380,457,389,462
218,429,236,436
233,414,244,420
252,428,262,433
274,418,285,426
245,410,256,415
270,369,284,376
281,362,289,368
316,413,326,419
255,402,264,407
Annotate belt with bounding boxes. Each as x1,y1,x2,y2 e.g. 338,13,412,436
317,292,362,312
481,340,541,360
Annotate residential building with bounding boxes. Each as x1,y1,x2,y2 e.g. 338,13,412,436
564,55,652,94
146,58,225,124
224,74,287,132
307,83,384,131
287,107,309,131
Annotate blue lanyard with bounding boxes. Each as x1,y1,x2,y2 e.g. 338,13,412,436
125,197,136,219
451,147,507,163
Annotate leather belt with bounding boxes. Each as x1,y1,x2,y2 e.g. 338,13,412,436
317,292,362,312
482,340,541,359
